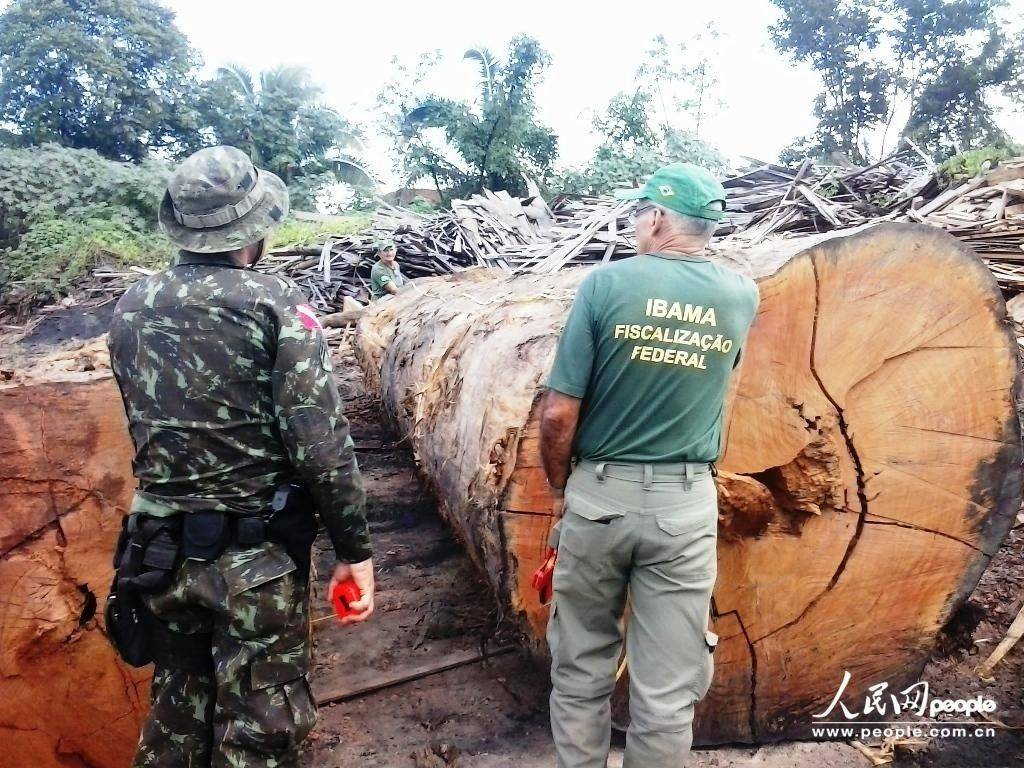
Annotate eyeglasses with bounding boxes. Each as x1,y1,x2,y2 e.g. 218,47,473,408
628,204,657,225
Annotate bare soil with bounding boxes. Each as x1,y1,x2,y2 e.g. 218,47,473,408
303,342,1024,768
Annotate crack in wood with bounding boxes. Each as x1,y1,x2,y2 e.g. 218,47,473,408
751,254,870,644
713,604,759,742
864,517,980,551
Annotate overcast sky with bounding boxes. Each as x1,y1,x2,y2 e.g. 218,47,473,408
7,0,1024,188
159,0,1024,188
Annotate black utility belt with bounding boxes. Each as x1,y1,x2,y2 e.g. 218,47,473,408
128,511,271,563
106,485,318,670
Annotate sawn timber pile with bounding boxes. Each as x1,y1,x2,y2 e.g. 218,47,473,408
353,223,1022,744
74,155,1024,315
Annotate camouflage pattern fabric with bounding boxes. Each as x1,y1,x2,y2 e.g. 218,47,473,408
108,252,371,563
157,146,290,254
133,541,315,768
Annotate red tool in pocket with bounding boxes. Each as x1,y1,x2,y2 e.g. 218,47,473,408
532,519,562,605
331,579,362,620
532,548,557,605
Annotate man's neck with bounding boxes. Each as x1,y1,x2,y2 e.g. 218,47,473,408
642,234,708,258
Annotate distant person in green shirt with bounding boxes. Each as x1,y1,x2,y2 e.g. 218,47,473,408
540,163,759,768
369,239,407,300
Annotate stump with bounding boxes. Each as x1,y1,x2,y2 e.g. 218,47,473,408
0,342,148,768
354,223,1023,743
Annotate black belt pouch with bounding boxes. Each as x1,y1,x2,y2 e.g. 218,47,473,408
182,511,230,561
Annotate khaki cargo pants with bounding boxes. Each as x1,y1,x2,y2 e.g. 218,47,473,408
133,541,316,768
548,460,719,768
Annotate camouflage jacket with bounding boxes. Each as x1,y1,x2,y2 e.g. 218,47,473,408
108,252,371,562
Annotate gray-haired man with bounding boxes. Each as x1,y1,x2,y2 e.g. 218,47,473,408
541,163,759,767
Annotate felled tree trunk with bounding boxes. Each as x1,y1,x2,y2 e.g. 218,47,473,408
354,223,1022,743
0,342,149,768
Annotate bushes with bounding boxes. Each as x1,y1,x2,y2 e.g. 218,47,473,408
0,144,170,303
2,203,174,299
0,143,374,308
0,144,168,246
939,144,1024,183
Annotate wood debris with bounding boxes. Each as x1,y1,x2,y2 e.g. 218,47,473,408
73,153,1024,315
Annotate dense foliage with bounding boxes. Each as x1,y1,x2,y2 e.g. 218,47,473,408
771,0,1023,162
0,1,369,209
197,66,372,210
0,144,171,300
0,0,202,161
0,144,372,305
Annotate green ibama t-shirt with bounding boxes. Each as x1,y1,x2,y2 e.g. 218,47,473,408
547,253,759,463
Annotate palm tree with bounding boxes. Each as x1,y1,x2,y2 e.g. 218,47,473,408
206,64,374,188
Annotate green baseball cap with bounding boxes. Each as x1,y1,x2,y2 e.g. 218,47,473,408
373,237,396,253
615,163,727,221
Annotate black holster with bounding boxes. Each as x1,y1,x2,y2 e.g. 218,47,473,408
267,483,318,584
104,514,211,672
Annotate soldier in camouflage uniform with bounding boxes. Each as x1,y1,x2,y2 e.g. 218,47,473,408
107,146,375,768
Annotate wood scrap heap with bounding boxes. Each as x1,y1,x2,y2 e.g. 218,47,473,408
257,151,1024,300
74,152,1024,314
256,189,555,311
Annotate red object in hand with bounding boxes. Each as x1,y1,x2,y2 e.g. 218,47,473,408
331,579,362,619
532,548,557,605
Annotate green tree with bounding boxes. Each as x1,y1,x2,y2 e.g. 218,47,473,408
381,37,559,199
557,91,726,196
636,31,724,140
0,0,202,161
556,32,728,197
198,65,372,210
771,0,1020,162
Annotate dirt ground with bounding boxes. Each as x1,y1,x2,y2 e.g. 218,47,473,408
302,341,1024,768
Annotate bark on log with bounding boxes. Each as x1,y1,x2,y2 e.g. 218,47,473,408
354,223,1023,743
0,342,149,768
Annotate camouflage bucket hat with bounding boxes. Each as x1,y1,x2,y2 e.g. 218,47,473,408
158,146,289,253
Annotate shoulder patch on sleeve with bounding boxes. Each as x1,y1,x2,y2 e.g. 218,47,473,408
296,304,322,331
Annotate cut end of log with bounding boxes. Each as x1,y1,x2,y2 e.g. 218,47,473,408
1,344,147,768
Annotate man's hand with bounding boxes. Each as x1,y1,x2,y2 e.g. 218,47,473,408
329,558,375,625
551,488,566,519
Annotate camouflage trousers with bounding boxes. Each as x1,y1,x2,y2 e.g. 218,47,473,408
133,541,317,768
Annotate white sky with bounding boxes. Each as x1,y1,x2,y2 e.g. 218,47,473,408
4,0,1024,188
158,0,1023,188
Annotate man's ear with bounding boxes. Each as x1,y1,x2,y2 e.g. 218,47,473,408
648,206,663,237
247,239,268,268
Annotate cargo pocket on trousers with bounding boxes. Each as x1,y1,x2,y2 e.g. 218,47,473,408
223,545,297,596
249,660,318,748
655,513,712,537
222,545,300,640
560,493,625,563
